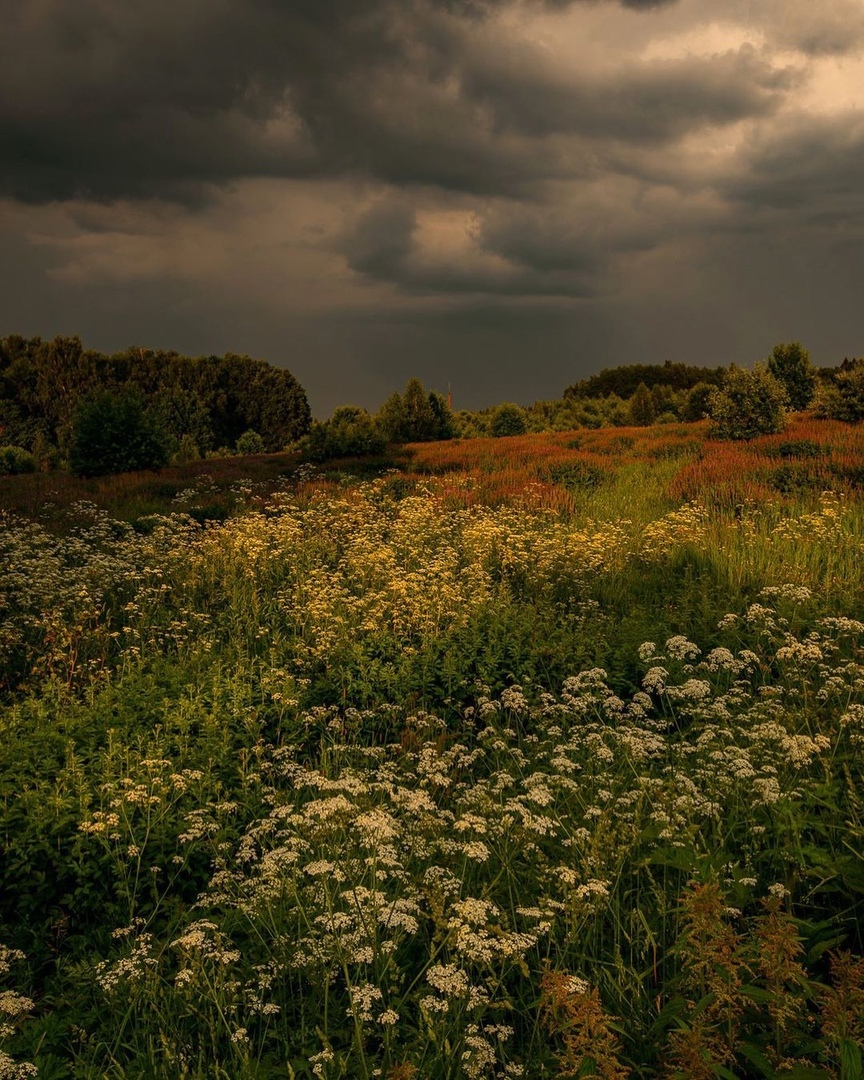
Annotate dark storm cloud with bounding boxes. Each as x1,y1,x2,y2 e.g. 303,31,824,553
343,200,418,280
0,0,685,204
720,113,864,218
460,49,797,142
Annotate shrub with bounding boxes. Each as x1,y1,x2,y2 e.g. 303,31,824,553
299,407,387,463
173,433,201,464
814,358,864,422
546,461,606,491
707,365,788,440
68,388,170,476
235,429,266,455
0,445,36,474
490,402,527,437
767,439,828,460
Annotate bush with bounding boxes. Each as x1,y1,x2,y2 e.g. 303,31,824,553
814,359,864,422
490,402,527,437
299,407,387,463
707,364,788,440
0,445,36,474
235,429,266,455
68,388,170,477
767,439,828,460
172,433,201,464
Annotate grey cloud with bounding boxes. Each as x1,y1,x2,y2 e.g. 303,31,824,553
721,114,864,219
457,47,794,141
343,201,418,279
0,0,684,205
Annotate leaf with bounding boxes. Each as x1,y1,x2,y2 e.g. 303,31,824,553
739,1041,777,1077
840,1037,863,1080
739,983,773,1005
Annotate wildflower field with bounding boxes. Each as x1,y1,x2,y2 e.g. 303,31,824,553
3,419,864,1078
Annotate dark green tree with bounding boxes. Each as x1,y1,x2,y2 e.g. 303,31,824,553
628,382,656,426
68,387,170,476
402,378,437,441
490,402,527,437
151,386,215,456
681,382,714,422
428,390,455,440
376,392,408,443
375,379,454,443
768,342,817,411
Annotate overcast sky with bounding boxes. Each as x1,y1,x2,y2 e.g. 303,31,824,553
1,0,863,415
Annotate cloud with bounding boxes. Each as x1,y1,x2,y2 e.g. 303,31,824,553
0,0,691,205
720,112,864,220
2,0,864,416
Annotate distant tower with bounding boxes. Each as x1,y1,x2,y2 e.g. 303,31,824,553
447,382,452,411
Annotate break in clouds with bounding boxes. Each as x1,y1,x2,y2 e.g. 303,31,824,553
2,0,863,411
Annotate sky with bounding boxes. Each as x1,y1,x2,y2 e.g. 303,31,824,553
1,0,863,416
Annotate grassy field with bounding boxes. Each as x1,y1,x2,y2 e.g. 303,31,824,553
3,418,864,1078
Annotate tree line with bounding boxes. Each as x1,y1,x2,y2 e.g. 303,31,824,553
0,335,310,474
3,335,864,477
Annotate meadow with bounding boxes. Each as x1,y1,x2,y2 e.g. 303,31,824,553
3,417,864,1078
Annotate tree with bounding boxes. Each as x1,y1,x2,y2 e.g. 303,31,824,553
68,387,170,476
428,390,455,440
628,382,656,426
376,392,408,443
707,364,788,440
681,382,714,422
375,379,454,443
490,402,527,437
401,378,437,441
767,342,817,411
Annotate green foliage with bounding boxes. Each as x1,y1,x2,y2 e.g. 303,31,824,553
375,379,454,443
68,387,170,476
768,341,817,411
708,364,788,440
151,385,215,455
546,460,606,490
0,334,311,462
815,359,864,423
235,429,266,455
173,432,202,463
300,406,388,463
768,439,828,460
0,445,36,474
490,401,527,437
628,382,657,426
565,360,726,400
681,381,715,421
